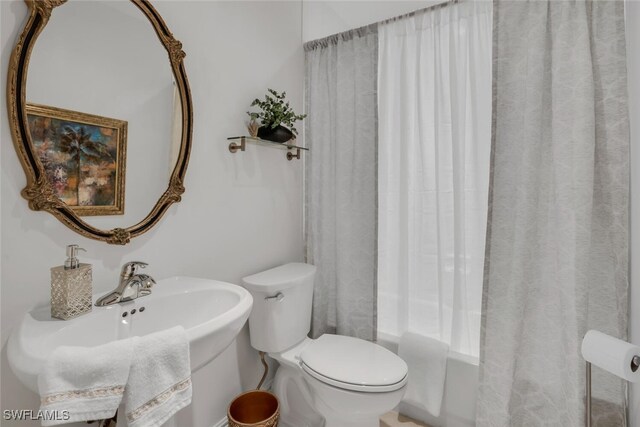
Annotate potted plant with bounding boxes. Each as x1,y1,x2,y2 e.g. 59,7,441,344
247,89,306,143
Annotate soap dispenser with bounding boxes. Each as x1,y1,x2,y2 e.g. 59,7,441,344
50,244,93,320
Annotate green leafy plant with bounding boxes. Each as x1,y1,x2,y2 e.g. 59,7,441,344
247,89,306,136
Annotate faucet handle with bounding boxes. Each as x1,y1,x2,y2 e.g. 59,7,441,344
120,261,148,279
137,274,156,289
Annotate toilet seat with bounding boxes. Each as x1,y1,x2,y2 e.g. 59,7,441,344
300,334,408,393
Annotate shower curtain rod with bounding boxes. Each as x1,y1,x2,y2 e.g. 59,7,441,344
378,0,459,25
304,0,459,51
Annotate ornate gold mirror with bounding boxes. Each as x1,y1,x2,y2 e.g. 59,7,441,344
7,0,192,244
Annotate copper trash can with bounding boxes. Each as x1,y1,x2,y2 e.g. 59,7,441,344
227,390,280,427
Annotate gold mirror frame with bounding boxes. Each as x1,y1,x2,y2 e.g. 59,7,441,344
7,0,193,245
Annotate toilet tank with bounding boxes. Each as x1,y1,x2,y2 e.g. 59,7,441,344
242,263,316,353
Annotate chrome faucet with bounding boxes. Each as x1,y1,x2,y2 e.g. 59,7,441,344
95,261,156,307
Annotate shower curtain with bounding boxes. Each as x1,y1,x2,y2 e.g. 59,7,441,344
377,0,492,358
304,26,378,341
477,1,629,425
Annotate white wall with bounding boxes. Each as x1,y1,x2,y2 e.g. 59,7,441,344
1,1,303,426
626,1,640,425
302,0,438,42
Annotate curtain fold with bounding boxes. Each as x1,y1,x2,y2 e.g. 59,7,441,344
377,1,493,358
477,1,629,425
304,25,378,341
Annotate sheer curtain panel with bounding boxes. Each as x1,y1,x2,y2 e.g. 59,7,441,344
377,1,493,358
304,26,379,341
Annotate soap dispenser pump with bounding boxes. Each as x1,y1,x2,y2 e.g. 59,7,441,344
51,244,93,320
64,244,84,269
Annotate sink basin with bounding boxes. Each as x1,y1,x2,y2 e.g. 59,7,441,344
7,276,253,393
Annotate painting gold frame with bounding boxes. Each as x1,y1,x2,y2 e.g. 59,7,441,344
7,0,193,245
26,103,128,216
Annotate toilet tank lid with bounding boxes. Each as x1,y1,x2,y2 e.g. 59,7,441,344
241,263,316,293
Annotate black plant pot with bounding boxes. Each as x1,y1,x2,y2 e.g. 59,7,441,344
257,125,294,143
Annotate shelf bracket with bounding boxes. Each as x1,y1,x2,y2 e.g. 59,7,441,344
286,148,301,161
228,138,246,153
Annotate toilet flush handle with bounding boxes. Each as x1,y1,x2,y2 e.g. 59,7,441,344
265,292,285,302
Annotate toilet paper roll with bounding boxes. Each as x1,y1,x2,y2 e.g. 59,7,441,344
581,330,640,383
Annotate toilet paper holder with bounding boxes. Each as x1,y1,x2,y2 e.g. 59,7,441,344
582,330,640,427
585,356,639,427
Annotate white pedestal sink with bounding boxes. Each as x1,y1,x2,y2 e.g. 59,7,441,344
7,277,253,410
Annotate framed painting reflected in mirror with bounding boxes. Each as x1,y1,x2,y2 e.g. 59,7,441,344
26,103,127,216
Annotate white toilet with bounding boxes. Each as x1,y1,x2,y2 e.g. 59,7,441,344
242,263,408,427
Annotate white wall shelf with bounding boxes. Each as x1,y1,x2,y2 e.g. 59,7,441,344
227,136,308,161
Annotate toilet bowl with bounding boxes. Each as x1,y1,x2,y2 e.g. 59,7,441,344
242,263,408,427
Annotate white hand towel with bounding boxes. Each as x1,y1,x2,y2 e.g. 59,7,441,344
38,338,134,425
123,326,192,427
398,332,449,417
